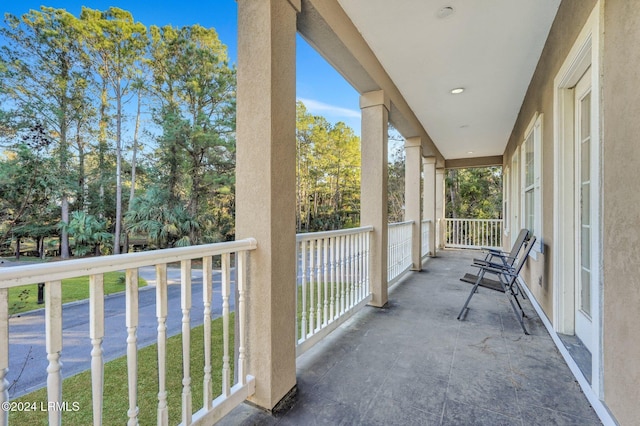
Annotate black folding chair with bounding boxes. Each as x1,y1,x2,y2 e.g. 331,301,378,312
475,228,530,268
457,236,536,334
460,228,530,294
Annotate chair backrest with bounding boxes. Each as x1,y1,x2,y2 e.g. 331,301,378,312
506,229,531,266
510,236,536,279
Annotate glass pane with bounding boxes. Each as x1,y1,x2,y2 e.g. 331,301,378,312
525,134,534,187
525,189,535,232
581,268,591,317
581,139,590,183
581,92,591,140
581,226,591,268
581,183,590,226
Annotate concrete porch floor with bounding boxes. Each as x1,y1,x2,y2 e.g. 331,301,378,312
220,249,601,425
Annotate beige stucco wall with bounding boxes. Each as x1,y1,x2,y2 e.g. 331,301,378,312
503,0,597,318
601,1,640,424
504,0,640,422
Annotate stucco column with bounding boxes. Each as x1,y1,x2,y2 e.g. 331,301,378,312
436,168,445,250
405,137,422,270
360,90,389,307
236,0,299,411
422,157,437,255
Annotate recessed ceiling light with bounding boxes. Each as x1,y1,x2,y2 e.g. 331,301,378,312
450,87,465,94
467,151,474,154
437,6,455,19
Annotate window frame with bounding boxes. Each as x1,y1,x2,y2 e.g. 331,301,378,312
520,113,543,258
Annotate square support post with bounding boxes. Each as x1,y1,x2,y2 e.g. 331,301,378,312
405,137,422,270
360,90,389,307
236,0,300,411
436,168,445,249
422,157,437,256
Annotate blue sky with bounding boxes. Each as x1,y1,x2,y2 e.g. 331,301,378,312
1,0,362,133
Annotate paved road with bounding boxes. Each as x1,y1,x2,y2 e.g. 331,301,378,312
6,267,236,399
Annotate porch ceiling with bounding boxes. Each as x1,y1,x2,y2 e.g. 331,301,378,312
335,0,560,160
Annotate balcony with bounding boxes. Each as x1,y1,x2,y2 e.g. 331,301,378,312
221,248,601,425
0,221,600,424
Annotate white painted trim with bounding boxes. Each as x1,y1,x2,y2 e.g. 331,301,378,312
190,375,256,425
518,277,616,426
552,0,603,400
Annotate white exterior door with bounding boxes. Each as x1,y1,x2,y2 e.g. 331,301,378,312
574,70,594,353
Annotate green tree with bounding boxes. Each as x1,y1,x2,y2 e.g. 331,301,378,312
296,101,361,231
125,187,199,249
79,7,148,254
446,167,503,219
1,7,92,258
0,127,58,256
149,24,236,244
62,211,111,256
387,135,405,223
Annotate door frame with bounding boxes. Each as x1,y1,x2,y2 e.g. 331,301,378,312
553,3,602,397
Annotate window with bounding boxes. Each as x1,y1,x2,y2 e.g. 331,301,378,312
510,150,520,239
503,165,510,237
521,113,543,256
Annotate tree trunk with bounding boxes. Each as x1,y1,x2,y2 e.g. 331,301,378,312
123,89,142,254
60,195,70,258
98,81,108,220
77,126,88,213
38,236,45,259
114,85,123,254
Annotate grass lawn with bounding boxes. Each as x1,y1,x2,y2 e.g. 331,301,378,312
8,272,147,315
9,314,234,425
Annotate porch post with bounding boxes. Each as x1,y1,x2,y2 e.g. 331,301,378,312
360,90,389,307
422,157,437,255
436,167,446,249
236,0,299,410
405,137,422,270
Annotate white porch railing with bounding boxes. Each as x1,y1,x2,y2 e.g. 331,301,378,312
421,220,432,259
387,221,413,285
0,239,257,426
295,226,373,356
444,218,503,250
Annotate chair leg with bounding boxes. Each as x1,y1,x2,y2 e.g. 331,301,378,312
507,295,529,335
498,275,529,335
457,269,485,320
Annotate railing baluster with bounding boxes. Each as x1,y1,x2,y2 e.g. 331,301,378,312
156,263,169,426
340,235,346,314
316,238,322,331
202,256,213,409
237,250,248,385
357,233,362,301
125,269,139,426
0,288,8,426
309,239,315,334
345,235,351,308
89,274,104,426
329,237,335,320
349,234,355,308
181,260,193,425
221,254,231,397
45,280,63,426
300,241,307,341
323,237,329,326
